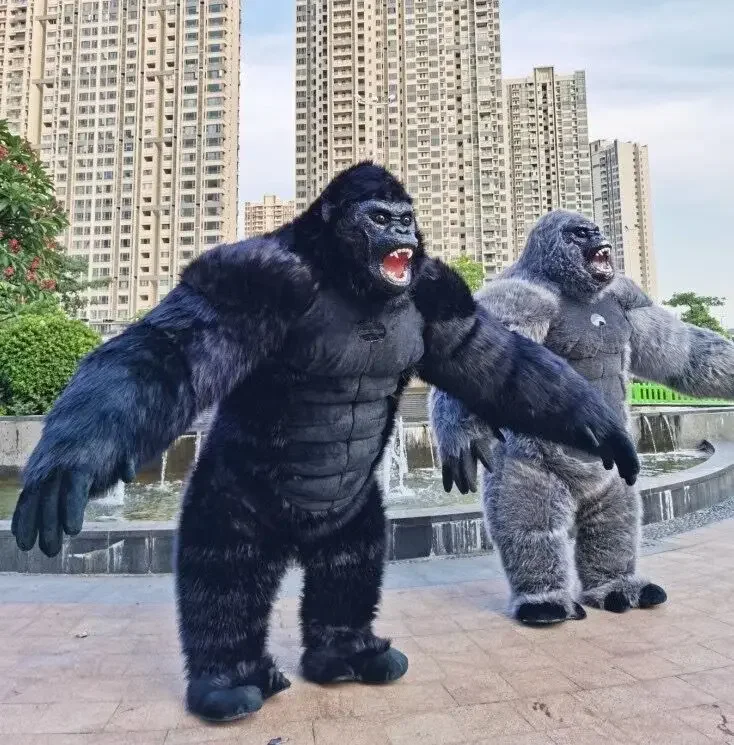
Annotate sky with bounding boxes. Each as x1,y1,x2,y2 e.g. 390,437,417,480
239,0,734,325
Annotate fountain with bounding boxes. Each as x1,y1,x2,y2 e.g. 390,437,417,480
1,403,734,572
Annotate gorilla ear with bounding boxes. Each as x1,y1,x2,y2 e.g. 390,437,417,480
321,200,334,224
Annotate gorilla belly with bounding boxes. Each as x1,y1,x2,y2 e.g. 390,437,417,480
276,376,397,509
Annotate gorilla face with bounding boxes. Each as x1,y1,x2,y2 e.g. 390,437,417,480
346,199,419,292
513,211,615,301
562,217,614,284
293,161,426,301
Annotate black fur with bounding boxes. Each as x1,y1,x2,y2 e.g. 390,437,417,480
13,163,638,723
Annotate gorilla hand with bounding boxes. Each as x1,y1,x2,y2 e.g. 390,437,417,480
442,438,497,494
12,437,137,557
416,259,639,490
560,397,639,486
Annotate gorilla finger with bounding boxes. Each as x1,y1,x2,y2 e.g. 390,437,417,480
12,486,42,551
62,471,92,536
492,427,506,443
453,460,470,495
442,463,454,493
461,448,478,492
39,473,63,557
472,440,494,472
120,457,136,484
10,492,21,536
611,433,640,485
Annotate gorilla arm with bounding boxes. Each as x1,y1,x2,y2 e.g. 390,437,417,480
428,277,561,492
13,238,315,556
414,261,639,488
612,278,734,401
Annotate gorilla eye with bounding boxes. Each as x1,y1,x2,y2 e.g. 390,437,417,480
371,212,389,226
400,214,413,226
574,227,589,238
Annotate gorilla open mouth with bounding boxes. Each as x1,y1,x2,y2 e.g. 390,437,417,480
380,248,413,286
587,244,614,281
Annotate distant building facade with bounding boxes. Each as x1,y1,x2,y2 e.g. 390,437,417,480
504,66,593,260
242,195,296,238
590,139,658,298
1,0,240,333
295,0,510,277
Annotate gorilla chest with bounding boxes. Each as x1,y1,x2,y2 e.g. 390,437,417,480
264,291,424,509
281,290,424,385
544,296,631,383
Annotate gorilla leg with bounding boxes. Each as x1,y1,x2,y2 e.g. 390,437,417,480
176,502,291,723
484,455,585,625
298,484,408,684
575,478,666,613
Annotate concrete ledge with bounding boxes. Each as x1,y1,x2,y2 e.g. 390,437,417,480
1,440,732,573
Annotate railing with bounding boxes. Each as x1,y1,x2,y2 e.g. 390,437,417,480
628,382,734,407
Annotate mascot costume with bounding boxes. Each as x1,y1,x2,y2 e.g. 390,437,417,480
431,210,734,626
12,169,638,722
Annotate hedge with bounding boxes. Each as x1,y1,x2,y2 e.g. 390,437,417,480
0,312,100,415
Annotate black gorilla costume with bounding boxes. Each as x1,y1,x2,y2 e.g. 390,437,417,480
12,164,639,723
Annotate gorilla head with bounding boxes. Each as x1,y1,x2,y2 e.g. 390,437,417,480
512,210,614,300
293,162,426,300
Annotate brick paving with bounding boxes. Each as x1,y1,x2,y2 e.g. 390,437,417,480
0,519,734,744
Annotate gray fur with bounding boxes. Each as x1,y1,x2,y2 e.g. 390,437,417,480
475,277,560,343
431,210,733,621
629,306,734,399
430,278,561,464
609,275,734,400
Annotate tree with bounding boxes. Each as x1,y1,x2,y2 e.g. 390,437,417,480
0,120,103,319
663,292,730,338
449,255,485,293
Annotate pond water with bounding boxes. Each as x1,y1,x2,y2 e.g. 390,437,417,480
0,442,709,522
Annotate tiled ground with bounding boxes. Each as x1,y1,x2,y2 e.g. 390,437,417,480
1,519,734,744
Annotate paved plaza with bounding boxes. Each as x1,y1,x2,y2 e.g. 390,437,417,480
1,519,734,744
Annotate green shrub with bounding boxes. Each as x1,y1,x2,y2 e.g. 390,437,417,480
0,312,100,415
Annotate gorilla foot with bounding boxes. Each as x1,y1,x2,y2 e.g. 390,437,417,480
186,657,291,723
582,576,667,613
639,582,668,608
186,680,264,723
302,646,408,685
602,590,631,613
516,600,586,626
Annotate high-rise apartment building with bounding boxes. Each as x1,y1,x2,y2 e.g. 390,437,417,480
242,194,296,238
0,0,43,144
295,0,509,276
1,0,239,332
504,67,592,259
590,139,657,298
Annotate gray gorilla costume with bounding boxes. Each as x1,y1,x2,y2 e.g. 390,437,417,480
431,210,734,625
